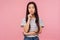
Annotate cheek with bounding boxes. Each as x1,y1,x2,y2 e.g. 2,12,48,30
33,9,35,12
28,9,31,12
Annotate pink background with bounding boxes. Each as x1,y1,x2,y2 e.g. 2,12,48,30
0,0,60,40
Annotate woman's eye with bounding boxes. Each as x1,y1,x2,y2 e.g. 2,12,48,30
28,7,31,9
28,6,35,9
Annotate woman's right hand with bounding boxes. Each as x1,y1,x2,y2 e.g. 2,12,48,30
28,14,32,20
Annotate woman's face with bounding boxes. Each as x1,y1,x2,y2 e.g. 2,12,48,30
28,4,35,15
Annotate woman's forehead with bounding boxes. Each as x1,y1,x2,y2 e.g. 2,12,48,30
28,4,34,7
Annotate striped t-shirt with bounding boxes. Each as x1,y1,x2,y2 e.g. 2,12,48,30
21,17,44,37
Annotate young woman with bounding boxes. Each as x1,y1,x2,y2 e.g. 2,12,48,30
21,1,44,40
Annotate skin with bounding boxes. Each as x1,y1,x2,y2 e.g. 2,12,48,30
23,4,42,35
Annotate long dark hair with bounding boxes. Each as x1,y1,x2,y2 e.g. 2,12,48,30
25,2,40,33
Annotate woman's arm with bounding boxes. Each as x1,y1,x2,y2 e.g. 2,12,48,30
24,19,30,33
23,26,42,35
24,14,32,33
23,28,38,35
23,31,37,35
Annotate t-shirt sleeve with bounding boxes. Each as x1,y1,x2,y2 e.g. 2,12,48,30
20,18,26,27
39,18,44,28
